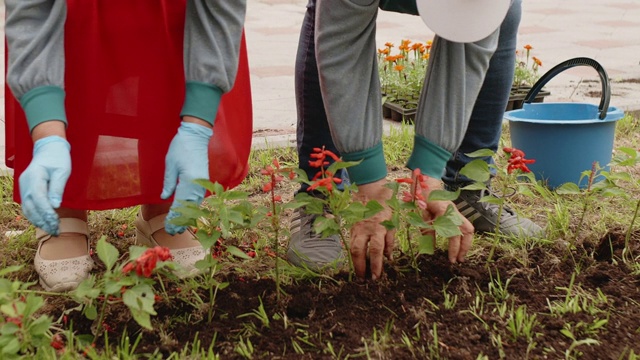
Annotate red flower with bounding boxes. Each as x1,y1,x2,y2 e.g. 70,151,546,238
397,169,429,209
261,159,290,195
6,316,22,328
50,334,65,351
122,246,172,278
504,147,535,174
309,146,340,169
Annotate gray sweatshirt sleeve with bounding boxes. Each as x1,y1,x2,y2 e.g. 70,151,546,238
315,0,387,185
406,32,499,178
181,0,247,125
315,0,499,182
5,0,68,131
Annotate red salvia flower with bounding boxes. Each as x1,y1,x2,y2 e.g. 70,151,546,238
122,246,172,278
396,168,429,209
504,147,535,174
308,146,340,169
50,334,65,351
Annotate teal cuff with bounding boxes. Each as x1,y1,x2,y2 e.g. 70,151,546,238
20,86,67,132
342,143,387,185
406,135,452,178
180,81,223,126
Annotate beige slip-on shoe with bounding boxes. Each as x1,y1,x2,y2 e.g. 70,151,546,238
34,218,94,292
134,212,205,278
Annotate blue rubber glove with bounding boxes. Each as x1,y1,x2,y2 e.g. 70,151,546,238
19,136,71,236
161,121,213,234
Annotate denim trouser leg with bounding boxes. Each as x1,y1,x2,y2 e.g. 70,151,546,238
442,0,522,188
295,0,342,191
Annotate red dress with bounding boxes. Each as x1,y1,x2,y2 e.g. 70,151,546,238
4,0,253,210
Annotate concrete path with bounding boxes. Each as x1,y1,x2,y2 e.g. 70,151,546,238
2,0,640,173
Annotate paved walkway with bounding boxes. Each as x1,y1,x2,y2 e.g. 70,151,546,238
2,0,640,173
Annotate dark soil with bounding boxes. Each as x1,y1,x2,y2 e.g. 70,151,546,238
38,229,640,359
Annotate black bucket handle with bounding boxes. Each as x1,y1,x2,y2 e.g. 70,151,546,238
524,57,611,120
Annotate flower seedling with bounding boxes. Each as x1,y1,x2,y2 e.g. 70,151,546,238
292,146,384,281
260,158,296,300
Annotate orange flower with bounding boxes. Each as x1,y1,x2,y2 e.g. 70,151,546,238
385,42,394,48
422,53,430,60
378,48,390,55
394,65,405,72
532,56,542,67
524,44,533,50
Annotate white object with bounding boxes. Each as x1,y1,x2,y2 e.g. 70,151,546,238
416,0,511,43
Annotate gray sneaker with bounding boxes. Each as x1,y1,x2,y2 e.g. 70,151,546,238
453,189,545,238
287,208,345,271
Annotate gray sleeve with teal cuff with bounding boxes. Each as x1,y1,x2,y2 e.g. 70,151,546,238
181,0,247,125
407,32,499,178
5,0,68,132
315,0,386,185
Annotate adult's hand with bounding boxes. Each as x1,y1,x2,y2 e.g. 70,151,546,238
19,135,71,236
161,120,213,234
419,176,474,264
351,179,395,280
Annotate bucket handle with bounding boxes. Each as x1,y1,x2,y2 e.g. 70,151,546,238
524,57,611,120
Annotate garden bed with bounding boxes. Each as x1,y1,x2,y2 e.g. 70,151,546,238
1,116,640,359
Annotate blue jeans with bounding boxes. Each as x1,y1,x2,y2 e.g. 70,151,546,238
295,0,522,189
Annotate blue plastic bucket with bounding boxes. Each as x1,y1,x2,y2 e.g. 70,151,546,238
504,58,624,189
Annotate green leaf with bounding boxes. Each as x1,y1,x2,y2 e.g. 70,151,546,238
555,183,581,195
364,200,384,218
559,328,575,340
406,211,430,229
84,305,98,320
428,189,460,202
28,315,52,336
0,265,23,278
381,219,396,231
464,149,495,158
460,182,488,191
23,295,44,318
193,178,221,193
479,195,503,205
418,234,435,255
129,309,152,330
1,337,20,355
226,245,251,260
459,159,491,183
0,279,14,295
314,216,341,237
196,231,220,251
122,284,157,330
327,160,361,174
128,246,147,261
432,205,463,238
222,190,249,201
97,236,119,271
1,322,20,336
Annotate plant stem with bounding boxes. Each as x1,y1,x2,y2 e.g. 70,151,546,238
405,224,418,279
487,185,507,265
337,217,355,282
625,199,640,254
573,163,597,247
270,187,281,301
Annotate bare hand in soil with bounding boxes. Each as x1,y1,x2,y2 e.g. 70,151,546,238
352,179,395,280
